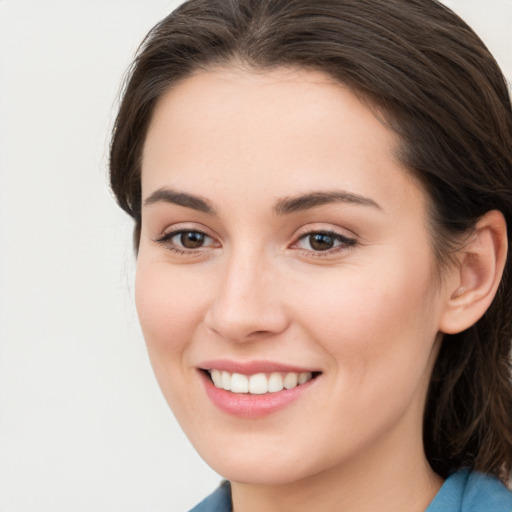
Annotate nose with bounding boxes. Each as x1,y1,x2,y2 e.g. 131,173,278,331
204,248,289,342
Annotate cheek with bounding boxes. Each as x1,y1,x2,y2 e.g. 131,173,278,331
134,259,218,422
290,257,440,392
134,260,210,363
285,266,440,460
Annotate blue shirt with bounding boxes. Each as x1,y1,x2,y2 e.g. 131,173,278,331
189,470,512,511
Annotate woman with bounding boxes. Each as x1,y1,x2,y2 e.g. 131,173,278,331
109,0,512,510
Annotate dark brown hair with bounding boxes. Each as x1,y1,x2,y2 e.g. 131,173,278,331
109,0,512,481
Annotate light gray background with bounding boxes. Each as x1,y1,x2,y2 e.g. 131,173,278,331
0,1,510,511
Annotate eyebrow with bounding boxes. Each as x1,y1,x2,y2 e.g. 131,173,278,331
143,188,216,214
273,190,382,215
143,187,381,216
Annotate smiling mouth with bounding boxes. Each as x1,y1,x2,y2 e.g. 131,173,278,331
204,369,321,395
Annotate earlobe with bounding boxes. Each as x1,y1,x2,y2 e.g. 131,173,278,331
439,210,508,335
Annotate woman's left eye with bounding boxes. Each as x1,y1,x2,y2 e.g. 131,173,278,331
155,229,217,253
294,231,356,253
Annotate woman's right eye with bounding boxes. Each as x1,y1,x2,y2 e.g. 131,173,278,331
155,229,217,253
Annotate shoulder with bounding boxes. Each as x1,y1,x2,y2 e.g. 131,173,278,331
188,481,232,512
461,471,512,511
427,469,512,512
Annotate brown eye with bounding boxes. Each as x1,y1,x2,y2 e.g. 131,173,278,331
155,229,217,253
308,233,335,251
295,231,356,253
180,231,206,249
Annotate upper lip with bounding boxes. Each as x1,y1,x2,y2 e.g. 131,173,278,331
198,359,320,375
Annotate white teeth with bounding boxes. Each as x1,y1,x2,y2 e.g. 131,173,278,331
211,369,222,388
268,372,284,392
283,372,298,389
298,372,312,385
230,373,249,393
209,369,315,394
221,371,231,391
249,373,268,394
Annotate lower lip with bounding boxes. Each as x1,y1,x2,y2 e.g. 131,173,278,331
200,371,318,419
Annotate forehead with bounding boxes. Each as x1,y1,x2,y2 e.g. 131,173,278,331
141,66,425,214
143,66,394,161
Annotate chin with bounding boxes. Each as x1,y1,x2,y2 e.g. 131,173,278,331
207,455,312,486
190,431,327,486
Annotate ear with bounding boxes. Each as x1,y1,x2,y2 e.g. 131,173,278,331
439,210,508,335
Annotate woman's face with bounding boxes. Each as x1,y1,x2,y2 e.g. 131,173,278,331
136,67,451,484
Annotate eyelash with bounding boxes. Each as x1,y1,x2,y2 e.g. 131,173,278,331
154,228,357,258
292,230,357,257
154,229,217,256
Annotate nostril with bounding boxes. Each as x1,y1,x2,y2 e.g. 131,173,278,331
245,330,274,339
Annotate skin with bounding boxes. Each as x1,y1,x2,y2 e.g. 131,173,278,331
136,66,457,512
